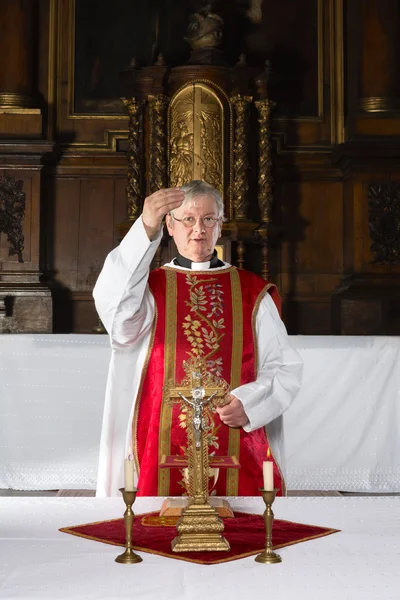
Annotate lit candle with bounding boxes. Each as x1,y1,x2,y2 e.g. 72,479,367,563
262,448,274,490
124,455,135,491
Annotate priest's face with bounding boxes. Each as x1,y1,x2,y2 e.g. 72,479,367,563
166,194,222,263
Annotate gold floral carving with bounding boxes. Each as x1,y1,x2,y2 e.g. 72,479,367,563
230,95,252,220
148,95,169,193
123,97,143,221
169,84,223,193
255,99,275,223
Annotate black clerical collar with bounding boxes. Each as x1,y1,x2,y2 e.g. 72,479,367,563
173,250,224,270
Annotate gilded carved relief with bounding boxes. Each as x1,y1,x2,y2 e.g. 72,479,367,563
169,84,224,195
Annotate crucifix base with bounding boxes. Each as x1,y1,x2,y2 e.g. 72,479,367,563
171,501,230,552
160,496,234,518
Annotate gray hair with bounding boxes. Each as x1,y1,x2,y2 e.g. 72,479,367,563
170,180,225,219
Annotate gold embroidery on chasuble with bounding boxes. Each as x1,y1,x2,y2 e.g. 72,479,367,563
132,303,158,476
134,265,280,497
159,267,236,496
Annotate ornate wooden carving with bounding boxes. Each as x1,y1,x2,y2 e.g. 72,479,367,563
368,182,400,263
230,95,252,221
0,0,38,109
261,241,270,281
237,240,246,269
255,99,275,223
0,175,25,262
148,94,169,193
123,97,143,221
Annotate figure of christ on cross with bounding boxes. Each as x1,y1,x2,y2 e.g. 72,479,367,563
178,379,217,450
163,361,231,505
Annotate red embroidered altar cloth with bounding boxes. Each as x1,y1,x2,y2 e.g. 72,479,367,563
60,511,339,565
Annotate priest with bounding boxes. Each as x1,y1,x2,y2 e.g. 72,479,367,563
93,180,303,497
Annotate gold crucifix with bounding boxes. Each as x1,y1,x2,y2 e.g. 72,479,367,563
163,359,229,504
163,358,231,551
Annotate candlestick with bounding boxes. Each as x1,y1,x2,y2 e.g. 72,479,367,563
124,457,135,492
115,488,142,564
262,460,274,490
255,488,282,564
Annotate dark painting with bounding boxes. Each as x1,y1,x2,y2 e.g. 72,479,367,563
73,0,319,117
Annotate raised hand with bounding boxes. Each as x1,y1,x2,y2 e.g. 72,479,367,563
142,188,185,240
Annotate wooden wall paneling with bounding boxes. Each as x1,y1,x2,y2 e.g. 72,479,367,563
70,176,120,333
0,169,36,270
332,163,400,334
278,179,344,333
47,175,79,332
345,0,400,136
71,293,98,333
0,156,52,332
342,174,355,274
51,177,80,289
56,0,128,150
38,0,56,140
113,177,128,246
360,174,400,275
77,177,115,291
271,0,344,150
280,180,343,277
0,0,43,137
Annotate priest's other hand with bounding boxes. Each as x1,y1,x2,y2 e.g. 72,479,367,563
216,394,249,428
142,187,185,240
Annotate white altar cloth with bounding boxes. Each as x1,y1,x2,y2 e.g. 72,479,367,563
0,496,398,600
1,334,400,492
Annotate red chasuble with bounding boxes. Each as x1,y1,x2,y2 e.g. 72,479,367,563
132,266,285,497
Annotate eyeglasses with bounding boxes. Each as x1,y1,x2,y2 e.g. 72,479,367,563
170,214,220,229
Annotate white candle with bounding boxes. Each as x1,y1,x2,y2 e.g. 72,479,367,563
124,457,135,491
262,460,274,491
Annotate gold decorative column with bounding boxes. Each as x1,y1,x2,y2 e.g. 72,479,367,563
0,0,38,108
148,95,169,193
123,98,144,221
230,95,252,221
255,99,275,223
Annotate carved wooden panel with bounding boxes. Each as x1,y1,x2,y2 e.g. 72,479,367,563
0,169,39,271
47,169,127,332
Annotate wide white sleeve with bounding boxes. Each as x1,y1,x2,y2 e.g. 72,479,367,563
231,293,303,431
92,217,163,348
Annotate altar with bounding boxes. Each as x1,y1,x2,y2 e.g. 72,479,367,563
0,496,398,600
1,334,400,493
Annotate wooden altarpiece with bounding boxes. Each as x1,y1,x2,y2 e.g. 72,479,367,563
117,12,278,279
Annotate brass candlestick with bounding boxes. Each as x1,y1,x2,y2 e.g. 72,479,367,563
255,488,282,564
115,488,143,564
